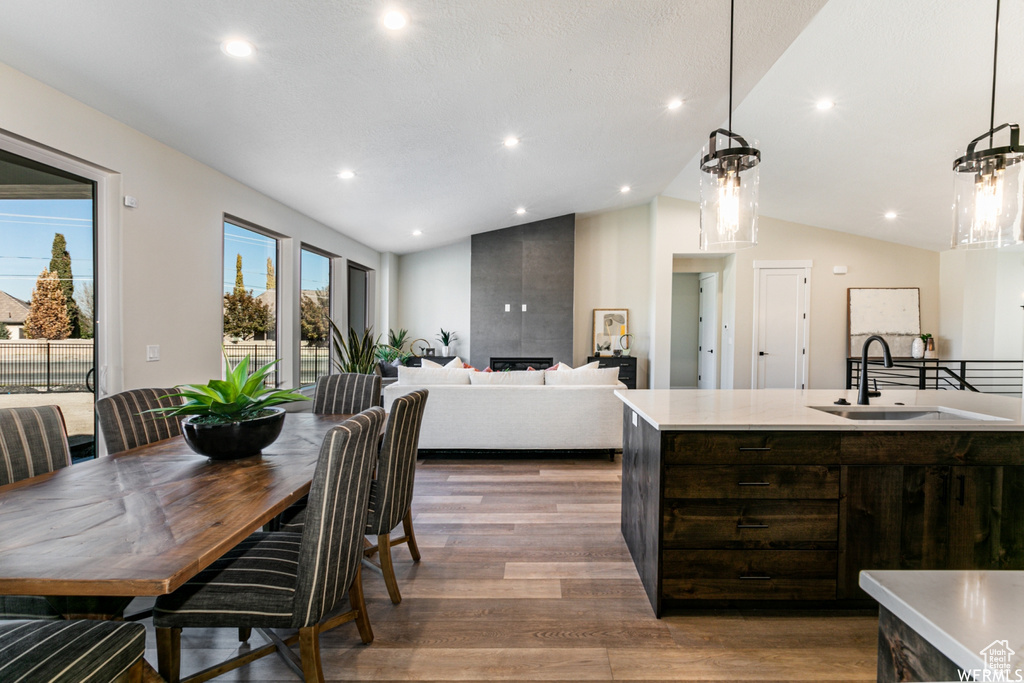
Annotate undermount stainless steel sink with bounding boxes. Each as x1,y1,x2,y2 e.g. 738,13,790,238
810,405,1009,422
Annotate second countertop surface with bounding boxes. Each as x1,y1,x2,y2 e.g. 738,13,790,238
615,389,1024,431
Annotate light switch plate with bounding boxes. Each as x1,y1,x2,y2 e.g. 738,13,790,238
522,304,527,312
504,304,510,312
146,344,160,362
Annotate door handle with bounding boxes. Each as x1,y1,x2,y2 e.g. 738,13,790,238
956,474,966,506
759,351,768,356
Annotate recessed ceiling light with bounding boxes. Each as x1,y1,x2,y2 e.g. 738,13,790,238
412,229,423,237
516,207,526,215
667,98,684,110
337,170,355,180
503,136,520,148
221,39,255,58
816,99,836,110
884,211,898,219
620,185,631,194
382,10,408,30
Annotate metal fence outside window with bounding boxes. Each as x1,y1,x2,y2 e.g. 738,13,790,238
0,341,94,392
0,340,331,392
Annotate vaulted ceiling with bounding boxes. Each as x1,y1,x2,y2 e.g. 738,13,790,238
0,0,1018,254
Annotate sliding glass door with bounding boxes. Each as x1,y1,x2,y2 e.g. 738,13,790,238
0,148,96,458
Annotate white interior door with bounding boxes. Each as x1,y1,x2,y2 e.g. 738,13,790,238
698,273,718,389
754,267,809,389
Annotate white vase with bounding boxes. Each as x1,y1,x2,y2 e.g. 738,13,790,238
442,345,451,356
911,338,925,359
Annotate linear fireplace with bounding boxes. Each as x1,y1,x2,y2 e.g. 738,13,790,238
489,357,554,371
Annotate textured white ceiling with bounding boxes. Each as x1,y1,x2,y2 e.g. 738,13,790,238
664,0,1024,252
0,0,825,254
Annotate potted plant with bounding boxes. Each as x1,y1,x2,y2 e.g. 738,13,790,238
375,328,412,377
913,333,932,359
437,328,457,356
148,354,310,460
329,321,380,374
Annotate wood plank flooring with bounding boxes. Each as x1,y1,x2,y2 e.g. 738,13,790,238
143,456,878,681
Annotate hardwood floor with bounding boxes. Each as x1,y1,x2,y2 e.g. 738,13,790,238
144,456,878,681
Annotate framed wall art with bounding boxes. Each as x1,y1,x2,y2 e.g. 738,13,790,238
593,308,628,355
847,287,920,357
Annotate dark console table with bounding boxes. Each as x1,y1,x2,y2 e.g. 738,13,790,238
588,355,638,389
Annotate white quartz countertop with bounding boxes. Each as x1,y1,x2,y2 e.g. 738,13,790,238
614,389,1024,431
860,570,1024,678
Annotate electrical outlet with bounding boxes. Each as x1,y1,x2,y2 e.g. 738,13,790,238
146,345,160,362
505,304,510,312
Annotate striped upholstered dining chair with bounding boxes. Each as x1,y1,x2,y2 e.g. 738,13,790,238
153,407,385,683
96,388,183,455
0,619,146,683
363,389,428,604
0,406,132,620
312,373,382,414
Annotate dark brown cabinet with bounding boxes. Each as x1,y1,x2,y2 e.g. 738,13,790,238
621,415,1024,614
587,355,638,389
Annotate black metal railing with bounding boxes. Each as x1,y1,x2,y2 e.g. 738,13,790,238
222,343,330,387
846,358,1023,396
299,345,330,386
0,341,94,392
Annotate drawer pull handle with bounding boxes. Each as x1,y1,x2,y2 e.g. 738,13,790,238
737,524,769,529
739,575,772,580
737,481,771,486
738,447,771,452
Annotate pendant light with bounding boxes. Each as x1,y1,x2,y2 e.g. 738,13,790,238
700,0,761,252
952,0,1024,249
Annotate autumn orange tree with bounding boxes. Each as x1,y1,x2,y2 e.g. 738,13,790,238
24,269,71,340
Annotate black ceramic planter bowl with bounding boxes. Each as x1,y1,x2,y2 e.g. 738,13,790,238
181,407,286,460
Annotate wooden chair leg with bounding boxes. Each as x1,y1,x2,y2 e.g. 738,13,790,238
125,657,143,683
377,532,402,604
298,625,325,683
238,626,251,642
155,626,181,683
402,510,421,562
349,565,374,644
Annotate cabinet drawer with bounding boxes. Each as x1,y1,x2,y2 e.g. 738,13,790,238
665,465,839,499
663,550,837,600
665,432,840,465
664,500,838,549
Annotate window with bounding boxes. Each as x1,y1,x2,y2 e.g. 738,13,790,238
300,248,331,385
0,148,97,459
223,219,278,384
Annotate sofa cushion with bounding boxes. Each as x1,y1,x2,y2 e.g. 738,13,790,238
469,370,545,386
397,366,472,385
544,367,620,386
548,361,599,372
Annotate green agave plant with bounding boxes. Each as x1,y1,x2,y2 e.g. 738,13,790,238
330,320,380,374
149,354,310,425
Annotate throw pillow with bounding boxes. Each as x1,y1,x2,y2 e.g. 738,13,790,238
469,370,545,386
397,366,473,385
446,357,465,368
543,367,620,386
420,358,442,368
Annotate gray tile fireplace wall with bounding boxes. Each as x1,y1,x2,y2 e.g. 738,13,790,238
470,214,574,370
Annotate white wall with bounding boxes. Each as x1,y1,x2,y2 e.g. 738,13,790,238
0,62,380,391
647,197,941,390
575,204,652,386
670,273,699,387
940,249,1024,361
396,240,472,360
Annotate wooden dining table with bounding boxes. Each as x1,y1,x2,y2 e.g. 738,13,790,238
0,413,353,600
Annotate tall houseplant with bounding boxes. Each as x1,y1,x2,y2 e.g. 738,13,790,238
149,354,309,459
330,320,380,374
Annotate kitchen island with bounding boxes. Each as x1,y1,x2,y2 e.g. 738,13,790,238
616,389,1024,616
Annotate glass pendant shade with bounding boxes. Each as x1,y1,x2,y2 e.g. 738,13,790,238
952,124,1024,248
700,129,760,251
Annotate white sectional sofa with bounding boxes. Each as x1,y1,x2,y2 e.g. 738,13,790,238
382,366,625,451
